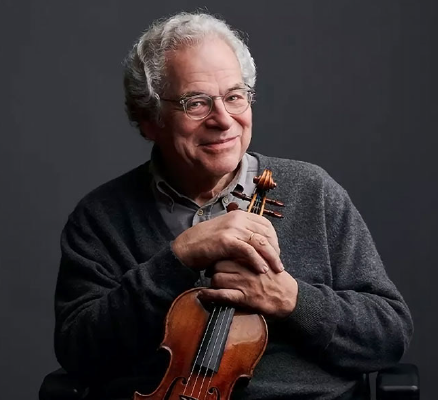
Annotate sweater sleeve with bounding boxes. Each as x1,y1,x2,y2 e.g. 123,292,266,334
54,200,199,381
279,171,413,374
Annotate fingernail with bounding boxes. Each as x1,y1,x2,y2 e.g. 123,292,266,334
262,265,269,273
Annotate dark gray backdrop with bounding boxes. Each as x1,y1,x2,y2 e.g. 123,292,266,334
1,1,436,399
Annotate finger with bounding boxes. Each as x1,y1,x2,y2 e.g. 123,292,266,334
222,210,280,253
240,234,284,273
228,239,271,273
210,270,249,290
242,226,280,255
198,288,245,307
245,227,280,257
213,260,248,274
216,235,268,273
241,220,280,254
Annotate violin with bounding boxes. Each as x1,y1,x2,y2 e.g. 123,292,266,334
134,169,284,400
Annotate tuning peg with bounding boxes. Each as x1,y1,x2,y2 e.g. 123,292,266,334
263,209,283,218
265,198,285,207
231,190,252,202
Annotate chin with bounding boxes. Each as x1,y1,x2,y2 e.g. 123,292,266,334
202,153,243,178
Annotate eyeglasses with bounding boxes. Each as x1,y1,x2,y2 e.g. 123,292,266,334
160,88,255,120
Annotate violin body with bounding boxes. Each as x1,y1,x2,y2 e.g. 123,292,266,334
133,288,267,400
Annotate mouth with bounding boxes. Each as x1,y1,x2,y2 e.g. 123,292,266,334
200,136,239,147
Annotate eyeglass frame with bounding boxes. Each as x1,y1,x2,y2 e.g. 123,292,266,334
159,87,255,120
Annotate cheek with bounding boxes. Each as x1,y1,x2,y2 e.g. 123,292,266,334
170,114,202,138
240,107,253,129
239,112,253,142
163,117,200,149
241,130,252,155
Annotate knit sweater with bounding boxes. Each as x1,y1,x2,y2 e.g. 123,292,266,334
54,153,413,400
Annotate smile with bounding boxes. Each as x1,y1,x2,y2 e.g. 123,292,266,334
200,137,239,149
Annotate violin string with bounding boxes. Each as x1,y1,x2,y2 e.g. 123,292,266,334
183,305,219,396
186,305,220,397
203,307,235,400
196,305,230,400
196,305,228,399
189,305,225,398
253,194,262,214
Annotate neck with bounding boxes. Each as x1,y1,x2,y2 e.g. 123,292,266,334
166,167,237,206
192,173,237,206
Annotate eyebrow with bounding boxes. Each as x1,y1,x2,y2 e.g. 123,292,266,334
180,83,248,99
180,91,206,99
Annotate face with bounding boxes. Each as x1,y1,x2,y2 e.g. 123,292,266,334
143,37,252,181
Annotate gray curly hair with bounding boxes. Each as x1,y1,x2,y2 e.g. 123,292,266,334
123,12,257,129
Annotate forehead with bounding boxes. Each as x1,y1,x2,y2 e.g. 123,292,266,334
165,38,244,95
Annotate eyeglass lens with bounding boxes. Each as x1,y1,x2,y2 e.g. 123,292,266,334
185,89,252,119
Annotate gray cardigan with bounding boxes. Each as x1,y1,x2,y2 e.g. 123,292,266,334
55,153,413,400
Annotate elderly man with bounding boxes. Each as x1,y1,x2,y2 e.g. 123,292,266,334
54,12,413,400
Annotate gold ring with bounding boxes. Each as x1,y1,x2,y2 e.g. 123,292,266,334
249,232,255,242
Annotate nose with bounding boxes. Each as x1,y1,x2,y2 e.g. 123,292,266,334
204,98,233,130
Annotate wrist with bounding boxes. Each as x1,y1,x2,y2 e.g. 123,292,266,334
272,276,299,319
172,237,191,268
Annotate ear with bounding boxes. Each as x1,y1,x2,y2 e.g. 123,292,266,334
139,120,161,141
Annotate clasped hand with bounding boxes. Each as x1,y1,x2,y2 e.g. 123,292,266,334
172,210,298,318
173,209,283,273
